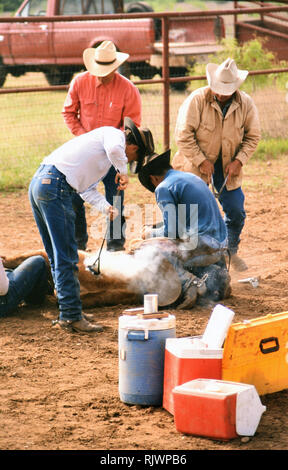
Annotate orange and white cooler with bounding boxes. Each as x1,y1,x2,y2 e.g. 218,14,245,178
173,379,266,440
162,337,223,415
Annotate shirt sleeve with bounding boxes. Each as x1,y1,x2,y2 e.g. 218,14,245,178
102,128,128,174
62,77,87,136
79,184,111,214
122,84,142,128
235,99,261,166
0,258,9,296
155,185,179,238
175,93,207,168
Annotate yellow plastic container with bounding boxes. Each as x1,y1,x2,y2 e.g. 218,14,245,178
222,311,288,395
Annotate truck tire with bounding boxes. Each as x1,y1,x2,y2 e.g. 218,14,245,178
126,2,153,13
130,61,157,80
44,67,74,86
118,61,131,79
126,2,161,40
169,67,189,91
0,59,7,88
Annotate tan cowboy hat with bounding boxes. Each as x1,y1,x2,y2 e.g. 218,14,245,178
206,58,248,95
83,40,129,77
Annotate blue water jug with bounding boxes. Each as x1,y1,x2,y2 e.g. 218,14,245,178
119,314,176,406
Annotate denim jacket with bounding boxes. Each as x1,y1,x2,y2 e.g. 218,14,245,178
147,169,227,263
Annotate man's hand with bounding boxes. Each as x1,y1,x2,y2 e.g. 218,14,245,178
225,159,242,183
107,206,119,221
115,173,129,190
199,160,214,182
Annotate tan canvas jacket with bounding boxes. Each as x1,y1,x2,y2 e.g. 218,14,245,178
173,86,261,190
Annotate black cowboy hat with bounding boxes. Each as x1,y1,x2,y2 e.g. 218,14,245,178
138,150,171,193
124,117,155,173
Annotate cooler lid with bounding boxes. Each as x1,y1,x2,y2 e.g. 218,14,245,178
119,314,176,331
202,304,235,349
236,386,267,436
165,337,223,358
173,379,252,397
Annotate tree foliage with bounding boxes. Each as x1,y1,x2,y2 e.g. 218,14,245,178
0,0,23,13
189,37,288,94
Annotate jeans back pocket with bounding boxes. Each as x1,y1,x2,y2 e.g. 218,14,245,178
33,170,60,202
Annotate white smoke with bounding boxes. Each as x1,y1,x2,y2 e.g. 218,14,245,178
84,244,182,306
85,245,165,282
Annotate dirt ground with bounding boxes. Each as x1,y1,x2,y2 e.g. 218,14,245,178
0,157,288,453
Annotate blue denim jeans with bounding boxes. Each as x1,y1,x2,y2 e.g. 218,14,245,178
213,157,246,255
0,255,48,317
72,193,88,251
29,164,82,322
72,165,125,250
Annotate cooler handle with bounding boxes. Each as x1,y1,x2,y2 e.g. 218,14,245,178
127,330,149,341
259,336,279,354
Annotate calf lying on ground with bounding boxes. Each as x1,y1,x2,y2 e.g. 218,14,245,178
3,238,231,309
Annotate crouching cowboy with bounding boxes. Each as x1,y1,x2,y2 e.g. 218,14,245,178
29,118,154,333
138,150,231,308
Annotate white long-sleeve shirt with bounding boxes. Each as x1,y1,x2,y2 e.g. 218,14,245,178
0,258,9,296
42,126,128,213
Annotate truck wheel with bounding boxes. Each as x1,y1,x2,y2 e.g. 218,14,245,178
118,61,131,79
130,62,157,80
169,67,189,91
126,2,161,40
126,2,154,13
45,67,74,86
170,81,188,92
0,60,7,88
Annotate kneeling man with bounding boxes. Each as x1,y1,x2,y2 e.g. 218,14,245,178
138,150,231,307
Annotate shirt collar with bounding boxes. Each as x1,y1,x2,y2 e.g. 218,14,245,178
206,87,241,104
95,73,117,88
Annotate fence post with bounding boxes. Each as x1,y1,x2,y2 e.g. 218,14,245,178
234,0,238,35
162,15,170,150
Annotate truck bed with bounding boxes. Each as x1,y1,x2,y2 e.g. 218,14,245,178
236,18,288,61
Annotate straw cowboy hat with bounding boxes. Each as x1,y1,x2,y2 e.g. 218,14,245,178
83,41,129,77
124,117,155,174
138,150,171,192
206,58,248,96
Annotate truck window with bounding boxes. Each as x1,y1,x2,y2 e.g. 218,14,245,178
59,0,115,15
18,0,48,16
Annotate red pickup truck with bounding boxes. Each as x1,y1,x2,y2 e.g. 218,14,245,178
0,0,225,89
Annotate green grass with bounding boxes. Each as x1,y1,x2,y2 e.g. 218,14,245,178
242,155,287,193
1,71,288,192
0,73,182,191
0,90,71,191
253,138,288,161
168,137,288,164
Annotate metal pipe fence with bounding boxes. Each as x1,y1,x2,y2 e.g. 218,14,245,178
1,2,288,171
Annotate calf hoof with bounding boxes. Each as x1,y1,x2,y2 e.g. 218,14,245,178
176,284,198,309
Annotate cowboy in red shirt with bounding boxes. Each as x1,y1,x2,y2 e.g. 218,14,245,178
62,41,142,252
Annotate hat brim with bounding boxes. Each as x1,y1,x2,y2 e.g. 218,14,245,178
124,117,147,173
138,150,171,193
83,48,129,77
206,62,248,95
